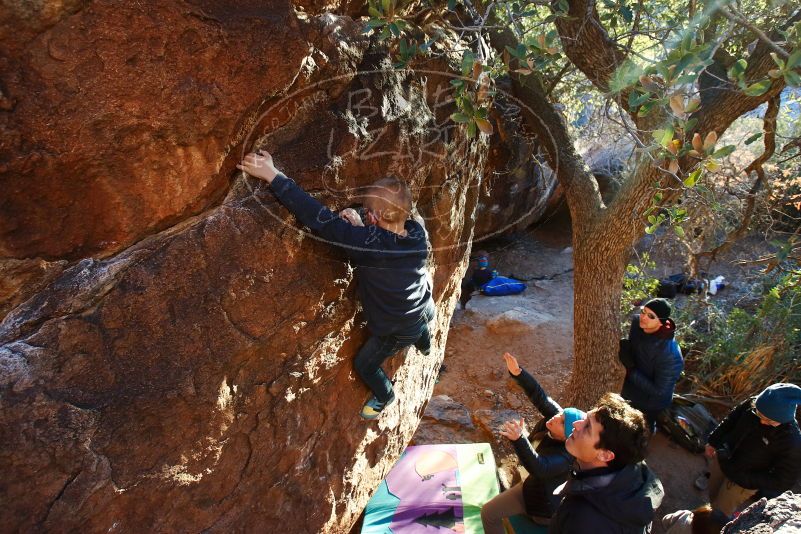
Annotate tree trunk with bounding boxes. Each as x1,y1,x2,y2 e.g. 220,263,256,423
563,222,630,408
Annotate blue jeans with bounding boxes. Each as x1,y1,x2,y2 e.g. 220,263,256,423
354,318,432,404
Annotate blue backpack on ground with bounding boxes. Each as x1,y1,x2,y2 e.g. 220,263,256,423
481,276,527,296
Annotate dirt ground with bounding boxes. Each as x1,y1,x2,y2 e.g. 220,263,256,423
411,216,710,533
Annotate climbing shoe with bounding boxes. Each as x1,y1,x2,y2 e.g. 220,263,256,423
360,394,395,420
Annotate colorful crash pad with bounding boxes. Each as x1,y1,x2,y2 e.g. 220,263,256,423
362,443,500,534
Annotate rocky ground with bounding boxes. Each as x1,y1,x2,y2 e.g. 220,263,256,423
411,215,710,533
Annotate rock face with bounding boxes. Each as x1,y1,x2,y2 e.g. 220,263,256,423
722,492,801,533
0,2,556,532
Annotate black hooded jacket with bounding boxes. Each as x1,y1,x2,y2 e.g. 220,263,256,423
548,462,664,534
268,174,434,336
708,397,801,498
509,368,574,518
621,318,683,413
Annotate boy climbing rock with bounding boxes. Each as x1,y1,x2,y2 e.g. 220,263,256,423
238,150,435,420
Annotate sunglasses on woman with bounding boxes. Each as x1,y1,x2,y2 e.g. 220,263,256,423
638,306,658,320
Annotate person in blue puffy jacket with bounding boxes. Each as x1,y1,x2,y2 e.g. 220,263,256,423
620,298,684,432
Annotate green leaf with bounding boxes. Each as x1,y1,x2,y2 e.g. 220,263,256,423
609,59,642,93
770,52,786,69
461,51,475,74
505,45,520,59
652,126,674,148
683,167,702,187
674,226,685,237
467,120,477,138
368,6,382,17
648,215,656,224
389,22,400,36
557,0,569,13
364,19,385,29
727,58,747,81
461,97,474,115
620,5,633,22
628,91,651,109
743,79,772,96
744,132,763,145
681,31,694,52
450,112,470,123
672,53,697,78
638,101,656,117
645,224,657,235
787,49,801,70
447,0,456,10
711,145,736,159
784,70,801,87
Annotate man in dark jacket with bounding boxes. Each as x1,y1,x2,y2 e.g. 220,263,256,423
620,298,684,431
238,150,434,420
703,383,801,517
550,393,664,534
480,353,584,533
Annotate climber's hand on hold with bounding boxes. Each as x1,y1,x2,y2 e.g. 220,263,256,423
238,150,280,184
340,208,364,227
500,418,526,441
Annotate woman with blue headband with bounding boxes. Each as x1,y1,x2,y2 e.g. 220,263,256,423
480,352,585,533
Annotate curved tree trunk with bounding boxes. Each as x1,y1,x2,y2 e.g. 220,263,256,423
485,7,791,410
565,228,629,408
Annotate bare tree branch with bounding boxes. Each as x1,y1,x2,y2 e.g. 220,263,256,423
485,25,605,229
717,5,791,59
690,95,780,274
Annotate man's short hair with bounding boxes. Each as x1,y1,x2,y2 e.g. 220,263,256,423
365,176,412,224
594,393,649,469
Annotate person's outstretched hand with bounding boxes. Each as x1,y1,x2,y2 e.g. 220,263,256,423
503,352,521,376
237,149,280,184
500,418,526,441
340,208,364,227
704,444,716,458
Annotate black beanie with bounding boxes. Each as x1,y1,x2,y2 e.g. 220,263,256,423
643,298,671,323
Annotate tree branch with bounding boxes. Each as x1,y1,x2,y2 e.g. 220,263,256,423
691,95,780,273
486,25,604,229
695,7,800,137
552,0,638,124
717,5,791,59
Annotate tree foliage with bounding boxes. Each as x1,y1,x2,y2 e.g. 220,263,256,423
363,0,801,405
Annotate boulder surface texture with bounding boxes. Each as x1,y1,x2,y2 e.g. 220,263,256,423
0,1,556,532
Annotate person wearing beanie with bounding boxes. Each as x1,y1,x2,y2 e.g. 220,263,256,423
620,298,684,432
459,250,495,309
700,382,801,517
480,352,585,533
